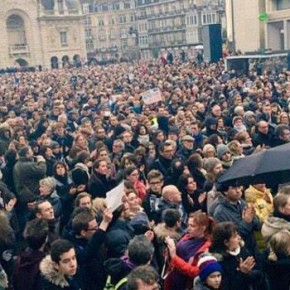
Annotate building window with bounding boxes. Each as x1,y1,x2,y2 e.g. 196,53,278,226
60,31,67,46
124,2,131,9
85,29,92,38
58,0,64,14
202,13,216,24
85,16,92,25
99,30,106,41
86,40,94,52
83,4,90,14
276,0,290,10
110,29,116,38
119,15,126,23
113,3,120,10
99,19,105,26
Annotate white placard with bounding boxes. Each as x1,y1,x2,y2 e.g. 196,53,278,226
141,88,162,105
105,181,125,212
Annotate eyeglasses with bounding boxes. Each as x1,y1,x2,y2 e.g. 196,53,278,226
86,227,98,232
149,181,162,185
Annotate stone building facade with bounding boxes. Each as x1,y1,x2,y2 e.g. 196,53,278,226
83,0,225,61
266,0,290,51
0,0,86,69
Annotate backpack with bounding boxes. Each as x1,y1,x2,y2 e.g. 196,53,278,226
104,275,128,290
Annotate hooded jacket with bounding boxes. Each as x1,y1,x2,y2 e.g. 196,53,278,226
261,213,290,243
153,223,182,268
39,255,82,290
13,248,46,290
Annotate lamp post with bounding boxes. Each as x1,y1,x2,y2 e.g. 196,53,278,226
129,26,141,60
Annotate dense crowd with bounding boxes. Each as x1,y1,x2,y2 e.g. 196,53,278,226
0,57,290,290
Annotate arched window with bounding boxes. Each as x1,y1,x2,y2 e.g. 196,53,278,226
6,15,26,46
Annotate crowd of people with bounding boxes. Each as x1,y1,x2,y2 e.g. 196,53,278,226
0,57,290,290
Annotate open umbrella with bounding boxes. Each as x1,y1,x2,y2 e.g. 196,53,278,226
217,142,290,187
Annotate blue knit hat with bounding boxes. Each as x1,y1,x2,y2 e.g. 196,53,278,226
198,254,222,282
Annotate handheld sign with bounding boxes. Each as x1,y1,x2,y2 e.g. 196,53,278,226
141,88,162,105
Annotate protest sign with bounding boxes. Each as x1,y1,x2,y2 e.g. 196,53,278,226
105,182,125,212
141,88,162,105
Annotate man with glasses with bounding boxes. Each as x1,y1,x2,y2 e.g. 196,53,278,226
67,208,112,290
143,170,164,224
150,141,174,185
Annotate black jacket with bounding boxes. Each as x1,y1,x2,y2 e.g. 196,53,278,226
150,156,172,185
88,172,113,199
13,248,46,290
66,229,107,290
219,246,265,290
105,220,135,258
262,250,290,290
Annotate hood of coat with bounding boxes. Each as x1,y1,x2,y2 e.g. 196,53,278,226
40,255,69,288
153,223,182,244
18,249,46,269
262,215,290,242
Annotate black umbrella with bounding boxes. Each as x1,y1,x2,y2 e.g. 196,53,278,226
217,142,290,187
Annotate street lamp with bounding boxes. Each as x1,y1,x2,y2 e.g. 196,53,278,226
129,26,139,45
129,27,141,60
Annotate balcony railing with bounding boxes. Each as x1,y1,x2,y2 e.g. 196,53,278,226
42,9,79,16
68,9,79,14
9,44,29,55
120,33,128,39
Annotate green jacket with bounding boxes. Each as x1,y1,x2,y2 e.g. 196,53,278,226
13,157,47,204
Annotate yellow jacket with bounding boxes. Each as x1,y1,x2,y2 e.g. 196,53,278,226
245,185,273,223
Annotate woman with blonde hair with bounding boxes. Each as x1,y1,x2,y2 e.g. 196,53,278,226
202,144,216,159
227,140,244,162
263,230,290,290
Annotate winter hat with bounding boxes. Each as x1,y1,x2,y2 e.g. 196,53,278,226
216,144,230,159
232,116,243,126
198,254,222,282
243,110,255,121
204,117,217,128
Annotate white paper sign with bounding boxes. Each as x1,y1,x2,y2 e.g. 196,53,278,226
105,181,125,212
141,88,162,105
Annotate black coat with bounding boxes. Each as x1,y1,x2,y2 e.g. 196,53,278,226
105,220,135,258
88,172,113,199
67,229,107,290
220,247,265,290
150,156,172,185
13,248,46,290
262,250,290,290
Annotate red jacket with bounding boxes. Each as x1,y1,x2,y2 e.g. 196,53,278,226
164,235,211,290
